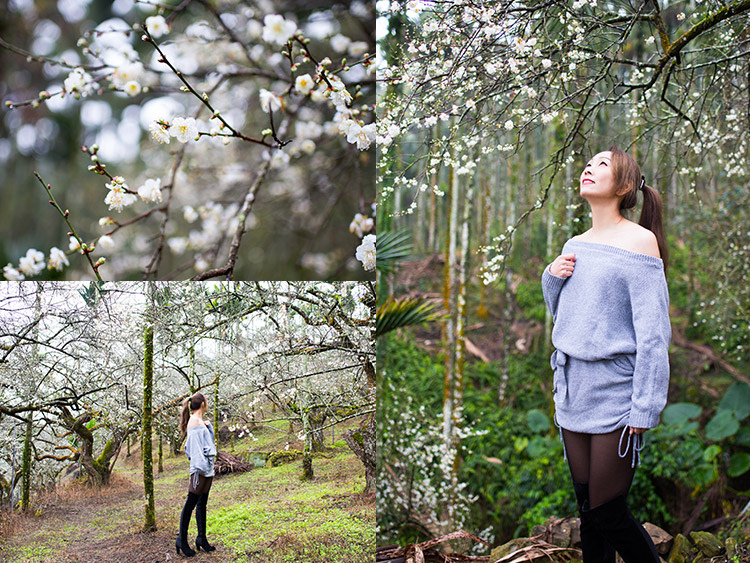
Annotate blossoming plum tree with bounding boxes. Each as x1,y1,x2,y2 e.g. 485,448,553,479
377,0,750,540
1,0,375,280
0,280,374,518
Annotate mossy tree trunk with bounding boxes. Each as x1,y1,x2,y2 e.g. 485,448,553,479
309,407,328,452
343,414,376,495
214,372,220,442
300,409,314,481
59,407,122,486
21,416,32,511
158,430,163,474
142,284,156,532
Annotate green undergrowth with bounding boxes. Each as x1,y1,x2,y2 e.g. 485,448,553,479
0,424,373,563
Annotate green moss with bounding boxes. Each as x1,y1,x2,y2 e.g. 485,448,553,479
3,542,57,562
268,450,302,466
95,439,115,467
349,430,364,448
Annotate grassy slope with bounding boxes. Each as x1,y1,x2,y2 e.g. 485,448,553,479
0,418,374,563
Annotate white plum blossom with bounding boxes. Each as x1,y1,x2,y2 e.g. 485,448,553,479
123,81,141,96
246,19,263,39
97,235,115,253
111,61,143,88
64,68,95,96
349,213,374,238
18,249,45,276
645,36,655,45
299,139,316,154
504,119,514,130
168,237,188,254
355,234,375,271
48,247,69,271
348,41,369,57
169,117,199,143
3,264,24,281
145,15,169,38
295,74,314,95
337,118,356,137
330,33,351,53
346,122,376,151
104,176,137,212
183,205,199,223
262,14,297,45
69,236,82,253
149,121,170,144
137,178,162,202
259,89,282,113
327,76,352,111
542,58,553,69
264,149,290,169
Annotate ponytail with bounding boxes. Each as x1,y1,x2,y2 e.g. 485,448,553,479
179,392,206,435
609,144,668,274
638,183,668,273
180,398,191,435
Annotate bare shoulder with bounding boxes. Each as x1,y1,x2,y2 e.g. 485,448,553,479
570,230,592,242
626,223,660,258
186,416,202,430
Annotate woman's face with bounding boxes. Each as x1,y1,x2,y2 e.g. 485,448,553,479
580,151,615,200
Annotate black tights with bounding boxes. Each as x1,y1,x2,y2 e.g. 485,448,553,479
180,491,210,538
561,427,636,508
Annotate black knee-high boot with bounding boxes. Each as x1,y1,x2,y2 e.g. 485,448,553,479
195,493,216,552
586,495,660,563
176,492,200,557
572,482,616,563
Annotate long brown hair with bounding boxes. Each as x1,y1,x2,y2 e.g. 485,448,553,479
180,392,206,435
609,145,668,272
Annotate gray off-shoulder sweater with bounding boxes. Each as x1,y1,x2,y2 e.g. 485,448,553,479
541,239,671,433
184,420,217,477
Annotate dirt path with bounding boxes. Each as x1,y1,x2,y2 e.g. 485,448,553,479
0,430,374,563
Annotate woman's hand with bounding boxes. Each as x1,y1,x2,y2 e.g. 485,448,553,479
629,427,647,435
549,253,576,277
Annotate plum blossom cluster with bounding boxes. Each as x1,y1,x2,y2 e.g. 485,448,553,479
4,247,71,280
104,176,137,212
378,371,488,537
355,234,376,271
2,1,374,281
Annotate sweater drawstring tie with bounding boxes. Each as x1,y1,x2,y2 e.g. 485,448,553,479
550,349,569,403
618,426,645,469
554,412,567,462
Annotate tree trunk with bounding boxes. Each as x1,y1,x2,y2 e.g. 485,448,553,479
142,293,156,532
158,431,163,474
343,414,375,495
21,416,32,512
214,372,220,442
300,410,314,481
59,407,119,486
309,407,328,452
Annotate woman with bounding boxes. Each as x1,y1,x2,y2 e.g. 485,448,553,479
541,146,671,562
176,392,218,557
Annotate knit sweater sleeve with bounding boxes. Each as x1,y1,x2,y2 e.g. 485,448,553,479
541,264,568,322
203,422,217,457
185,428,213,475
627,266,672,429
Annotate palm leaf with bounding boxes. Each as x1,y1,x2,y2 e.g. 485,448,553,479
376,230,413,276
376,297,443,336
